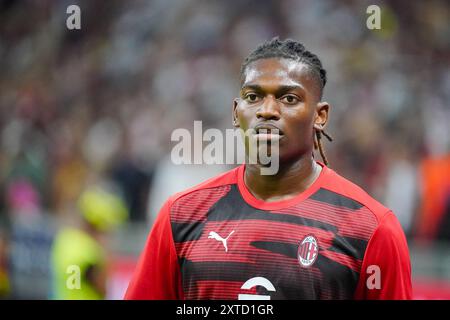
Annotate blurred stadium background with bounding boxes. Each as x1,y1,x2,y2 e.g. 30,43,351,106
0,0,449,299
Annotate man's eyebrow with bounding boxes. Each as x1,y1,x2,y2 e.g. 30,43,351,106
240,84,263,93
240,84,306,95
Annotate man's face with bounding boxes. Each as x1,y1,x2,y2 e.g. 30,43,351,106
233,57,329,164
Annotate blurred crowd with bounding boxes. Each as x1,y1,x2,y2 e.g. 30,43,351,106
0,0,449,299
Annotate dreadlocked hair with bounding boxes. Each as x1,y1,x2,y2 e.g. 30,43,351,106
240,37,327,98
314,129,333,166
241,37,333,165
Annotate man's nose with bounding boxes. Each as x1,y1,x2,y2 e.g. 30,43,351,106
256,95,281,120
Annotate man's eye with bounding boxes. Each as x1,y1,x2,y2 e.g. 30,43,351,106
280,95,300,104
245,93,260,103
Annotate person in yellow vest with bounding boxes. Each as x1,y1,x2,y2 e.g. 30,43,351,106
51,185,128,300
0,231,10,298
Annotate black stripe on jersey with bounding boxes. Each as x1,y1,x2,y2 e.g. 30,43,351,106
207,185,338,232
179,258,253,282
172,221,205,243
249,240,359,298
179,257,357,299
309,188,364,210
250,241,298,259
328,236,368,260
210,209,338,232
315,254,360,298
252,237,367,263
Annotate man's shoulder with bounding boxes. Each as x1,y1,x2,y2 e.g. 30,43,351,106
166,165,240,207
321,166,390,223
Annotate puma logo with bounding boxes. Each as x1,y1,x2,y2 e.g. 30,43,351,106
208,230,235,252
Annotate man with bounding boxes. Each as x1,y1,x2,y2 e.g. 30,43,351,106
52,185,128,299
125,38,412,299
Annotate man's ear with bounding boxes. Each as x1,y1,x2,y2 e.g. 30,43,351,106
233,98,240,127
313,101,330,130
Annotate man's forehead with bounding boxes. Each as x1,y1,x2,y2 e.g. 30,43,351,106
242,58,312,88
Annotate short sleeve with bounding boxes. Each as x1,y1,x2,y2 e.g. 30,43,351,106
354,211,412,299
124,198,183,300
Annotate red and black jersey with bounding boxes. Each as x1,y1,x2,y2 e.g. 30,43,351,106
125,162,412,300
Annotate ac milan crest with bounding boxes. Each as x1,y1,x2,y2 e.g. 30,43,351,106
298,235,319,268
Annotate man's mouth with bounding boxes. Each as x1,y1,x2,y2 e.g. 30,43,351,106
252,124,284,140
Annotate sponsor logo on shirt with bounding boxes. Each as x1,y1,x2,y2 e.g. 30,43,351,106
238,277,276,300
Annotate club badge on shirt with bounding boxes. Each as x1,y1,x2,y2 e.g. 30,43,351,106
298,234,319,268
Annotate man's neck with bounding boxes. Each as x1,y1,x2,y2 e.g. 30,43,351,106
244,156,322,202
